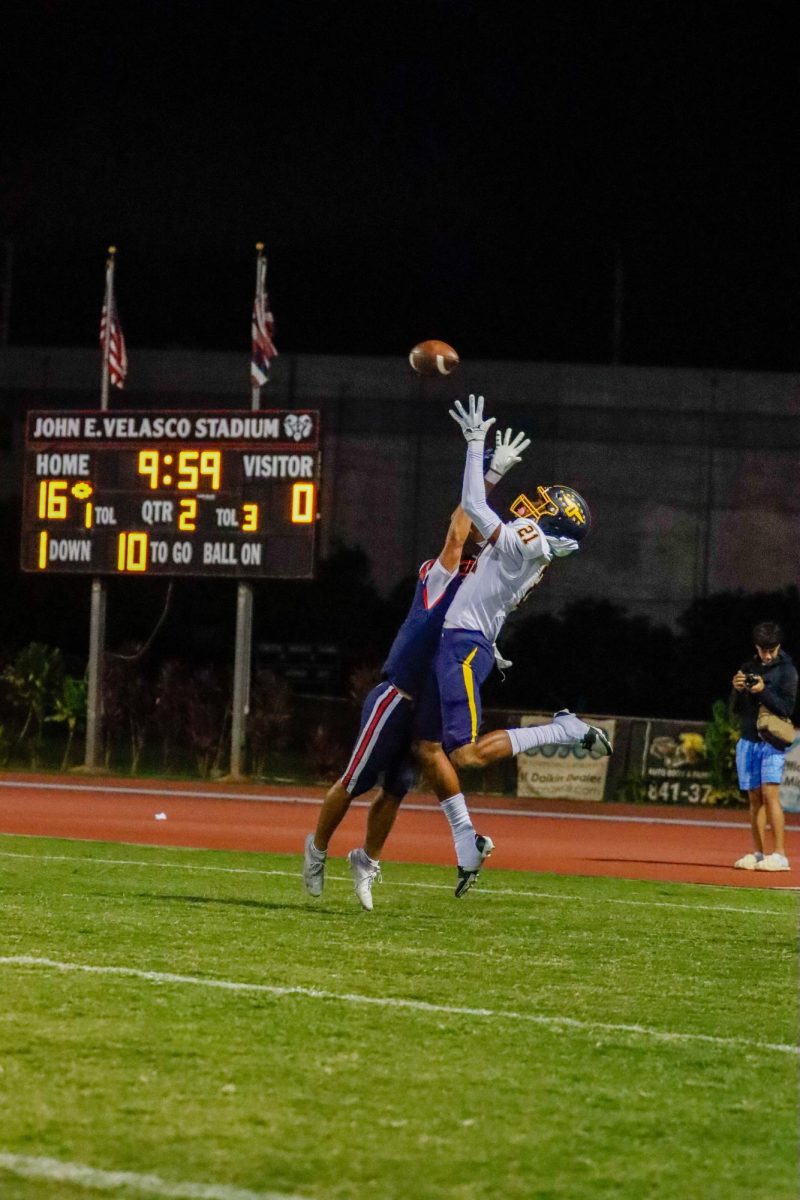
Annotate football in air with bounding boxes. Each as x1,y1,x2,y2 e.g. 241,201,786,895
408,340,460,376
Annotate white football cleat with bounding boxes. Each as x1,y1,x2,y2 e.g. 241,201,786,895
553,709,589,739
553,709,613,756
455,834,495,898
347,848,382,911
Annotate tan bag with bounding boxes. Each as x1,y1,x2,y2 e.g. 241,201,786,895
757,705,796,751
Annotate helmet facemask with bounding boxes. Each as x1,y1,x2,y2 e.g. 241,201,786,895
509,485,591,542
509,486,560,522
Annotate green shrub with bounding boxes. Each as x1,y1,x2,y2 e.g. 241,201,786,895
703,698,742,806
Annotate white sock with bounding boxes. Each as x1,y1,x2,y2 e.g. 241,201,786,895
507,722,573,755
440,793,476,863
310,839,327,858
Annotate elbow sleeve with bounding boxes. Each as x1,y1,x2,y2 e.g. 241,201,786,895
464,497,501,539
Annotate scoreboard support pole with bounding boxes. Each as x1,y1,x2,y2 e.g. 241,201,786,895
229,582,254,779
83,253,114,773
228,290,264,781
84,578,107,771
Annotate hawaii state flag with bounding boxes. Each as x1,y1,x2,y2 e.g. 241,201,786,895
251,251,278,387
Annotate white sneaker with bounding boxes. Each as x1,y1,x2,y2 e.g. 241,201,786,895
302,834,326,897
553,709,613,756
755,852,790,872
734,853,763,870
347,848,381,911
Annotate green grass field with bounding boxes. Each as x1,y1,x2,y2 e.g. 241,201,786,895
0,833,797,1200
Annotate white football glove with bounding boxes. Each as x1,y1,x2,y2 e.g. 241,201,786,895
493,643,513,671
449,394,496,443
485,428,531,483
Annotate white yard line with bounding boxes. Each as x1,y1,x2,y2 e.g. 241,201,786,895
3,776,797,831
0,848,794,913
0,1152,306,1200
0,954,797,1057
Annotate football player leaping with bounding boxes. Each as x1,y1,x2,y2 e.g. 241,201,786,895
415,394,612,898
303,427,531,911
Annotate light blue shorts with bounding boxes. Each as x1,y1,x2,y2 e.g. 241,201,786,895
735,738,786,791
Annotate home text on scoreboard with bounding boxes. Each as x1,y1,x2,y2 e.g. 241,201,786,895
21,409,321,579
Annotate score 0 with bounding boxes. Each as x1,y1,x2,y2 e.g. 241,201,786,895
215,484,314,532
291,482,314,523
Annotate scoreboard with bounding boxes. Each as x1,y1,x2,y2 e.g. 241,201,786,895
21,409,321,578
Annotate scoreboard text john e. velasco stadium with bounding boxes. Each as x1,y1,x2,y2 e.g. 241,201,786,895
21,409,321,579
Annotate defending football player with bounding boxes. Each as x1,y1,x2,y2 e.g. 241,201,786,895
417,394,612,897
302,427,530,910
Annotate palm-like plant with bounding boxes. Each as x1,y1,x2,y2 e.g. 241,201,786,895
2,642,65,767
704,699,742,806
46,675,88,770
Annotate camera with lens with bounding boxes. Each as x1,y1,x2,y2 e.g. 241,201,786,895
743,673,760,688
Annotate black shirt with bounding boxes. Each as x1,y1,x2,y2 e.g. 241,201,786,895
732,649,798,743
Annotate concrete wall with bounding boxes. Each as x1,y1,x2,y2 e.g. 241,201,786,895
2,347,798,626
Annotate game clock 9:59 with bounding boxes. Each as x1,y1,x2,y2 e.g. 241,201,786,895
138,449,222,490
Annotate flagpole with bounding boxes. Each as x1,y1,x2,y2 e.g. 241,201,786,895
83,246,117,770
251,244,265,409
229,243,266,778
611,242,624,365
100,247,115,407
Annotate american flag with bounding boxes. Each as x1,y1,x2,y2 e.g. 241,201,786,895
251,251,278,387
99,257,128,388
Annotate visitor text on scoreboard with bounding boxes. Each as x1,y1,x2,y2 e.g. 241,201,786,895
21,409,321,578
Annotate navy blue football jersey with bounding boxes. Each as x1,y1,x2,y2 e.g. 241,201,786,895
381,558,465,697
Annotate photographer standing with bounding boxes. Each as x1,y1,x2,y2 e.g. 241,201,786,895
731,621,798,871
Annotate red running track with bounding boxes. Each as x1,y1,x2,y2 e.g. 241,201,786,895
1,773,798,890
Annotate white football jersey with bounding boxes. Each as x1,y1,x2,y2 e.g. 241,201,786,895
443,518,552,643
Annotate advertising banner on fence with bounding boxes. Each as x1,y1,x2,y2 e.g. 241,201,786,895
516,715,616,802
640,720,712,805
779,736,800,812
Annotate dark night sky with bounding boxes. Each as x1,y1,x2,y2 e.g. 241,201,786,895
3,0,800,370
